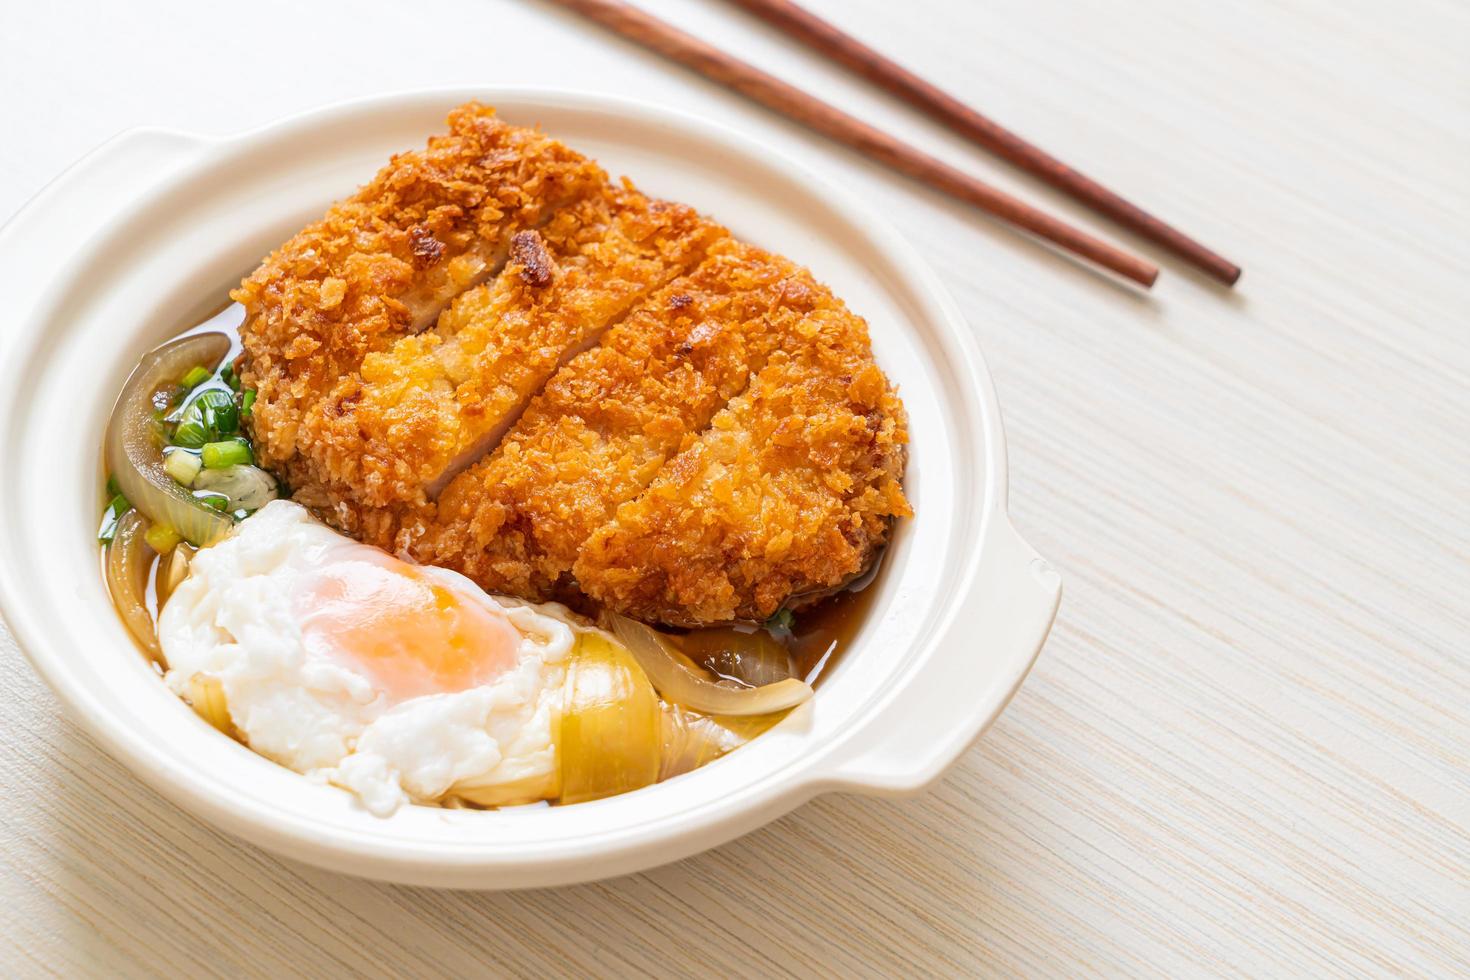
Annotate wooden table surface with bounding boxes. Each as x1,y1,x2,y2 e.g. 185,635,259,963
3,0,1466,975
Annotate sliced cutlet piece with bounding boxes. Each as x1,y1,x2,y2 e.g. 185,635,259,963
301,181,725,511
410,238,834,600
235,101,606,476
574,278,910,627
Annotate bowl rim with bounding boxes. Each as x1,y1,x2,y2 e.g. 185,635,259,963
0,86,1060,888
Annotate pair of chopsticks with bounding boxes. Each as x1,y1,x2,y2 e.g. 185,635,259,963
549,0,1241,289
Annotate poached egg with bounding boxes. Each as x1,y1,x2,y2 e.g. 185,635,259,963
158,499,576,815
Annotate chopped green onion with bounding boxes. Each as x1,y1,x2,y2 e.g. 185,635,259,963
105,474,124,500
144,522,182,554
196,492,230,511
194,389,238,435
202,439,252,469
97,494,130,543
220,362,237,391
163,448,203,486
240,389,256,419
214,405,238,434
181,365,212,389
765,608,796,634
195,388,232,409
170,399,211,449
171,388,239,446
172,403,210,447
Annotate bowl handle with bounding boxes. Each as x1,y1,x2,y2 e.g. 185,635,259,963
818,516,1062,794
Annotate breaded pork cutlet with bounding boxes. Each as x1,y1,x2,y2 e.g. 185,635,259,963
235,102,605,474
575,313,910,626
406,240,907,620
296,181,725,513
232,105,911,626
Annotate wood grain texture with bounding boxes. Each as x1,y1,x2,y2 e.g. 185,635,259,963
547,0,1160,287
722,0,1241,284
1,0,1467,975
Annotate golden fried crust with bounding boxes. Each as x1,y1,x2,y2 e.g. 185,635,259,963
410,239,849,602
296,180,725,510
573,283,910,625
234,109,911,625
235,102,606,471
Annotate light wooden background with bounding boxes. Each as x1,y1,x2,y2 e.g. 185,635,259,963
2,0,1467,975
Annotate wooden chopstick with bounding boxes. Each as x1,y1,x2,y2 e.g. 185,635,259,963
548,0,1160,289
725,0,1242,286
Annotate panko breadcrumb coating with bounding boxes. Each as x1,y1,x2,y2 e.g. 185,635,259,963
235,101,910,625
574,318,910,626
408,239,909,618
409,239,782,596
296,181,725,510
236,103,606,473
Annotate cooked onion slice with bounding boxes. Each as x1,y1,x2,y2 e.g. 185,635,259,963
658,706,785,780
192,464,279,512
154,542,194,610
557,632,661,805
453,770,558,809
105,509,161,662
187,673,234,736
105,333,234,547
605,613,813,717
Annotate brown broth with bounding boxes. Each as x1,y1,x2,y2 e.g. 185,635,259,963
789,570,885,683
664,547,889,688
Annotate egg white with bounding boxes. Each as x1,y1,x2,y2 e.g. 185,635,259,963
158,499,576,816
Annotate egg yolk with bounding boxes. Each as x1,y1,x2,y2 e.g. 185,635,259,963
297,553,521,701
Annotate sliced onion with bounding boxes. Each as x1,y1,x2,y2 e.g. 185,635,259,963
557,631,661,805
453,770,559,809
106,333,235,547
105,509,160,662
675,627,795,687
192,465,279,512
186,673,234,736
658,705,786,780
155,542,194,610
605,613,813,717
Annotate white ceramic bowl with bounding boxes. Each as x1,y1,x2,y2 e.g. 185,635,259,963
0,88,1060,889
